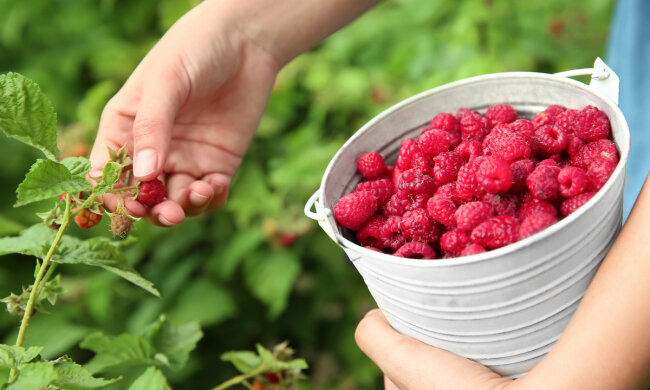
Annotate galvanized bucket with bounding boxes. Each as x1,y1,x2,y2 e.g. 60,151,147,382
304,58,630,377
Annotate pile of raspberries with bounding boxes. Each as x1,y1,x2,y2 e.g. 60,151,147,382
334,104,619,259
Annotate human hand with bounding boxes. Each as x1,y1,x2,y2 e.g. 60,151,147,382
89,0,279,226
355,309,514,390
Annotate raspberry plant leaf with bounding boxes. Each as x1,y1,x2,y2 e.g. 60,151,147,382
0,73,59,160
80,333,160,374
15,159,92,207
128,366,171,390
4,361,57,390
61,157,92,178
0,224,54,257
140,315,203,370
220,351,262,374
0,345,43,368
92,161,124,196
51,359,120,390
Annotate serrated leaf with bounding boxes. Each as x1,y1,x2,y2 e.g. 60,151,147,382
61,157,91,177
128,367,170,390
0,73,59,159
53,360,120,390
0,224,53,258
256,344,275,366
6,362,57,390
80,332,159,374
140,316,202,370
220,351,262,374
93,161,123,196
0,345,43,368
15,159,92,207
244,251,301,318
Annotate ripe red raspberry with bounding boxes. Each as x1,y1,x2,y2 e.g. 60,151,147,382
470,215,519,249
534,125,568,157
476,157,513,194
430,112,458,132
587,159,616,191
440,229,470,255
532,105,565,127
356,178,394,207
432,152,464,185
517,198,558,221
460,111,490,142
357,152,386,179
574,105,611,142
526,165,559,201
509,119,536,142
400,209,439,243
560,192,596,217
557,166,590,198
138,179,167,207
510,159,536,193
409,151,434,175
455,201,495,231
446,129,462,149
384,193,429,216
537,158,561,171
554,109,579,134
418,129,451,158
426,197,457,228
455,141,483,162
565,134,585,160
519,212,558,239
485,134,532,162
482,193,518,217
396,139,420,170
455,107,478,119
571,139,618,169
334,191,378,230
433,183,461,205
380,216,406,251
75,208,103,229
485,104,518,124
356,215,387,248
456,161,486,202
396,170,436,199
394,241,436,259
460,243,486,257
390,166,403,187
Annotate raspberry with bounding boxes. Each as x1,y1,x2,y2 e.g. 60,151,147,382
470,215,519,249
334,191,378,230
509,119,536,141
532,105,565,127
446,129,462,149
426,197,457,228
538,158,560,170
460,243,486,256
455,107,478,119
356,215,387,248
534,125,568,157
440,229,471,255
587,159,616,191
485,134,532,162
409,151,434,175
396,170,436,199
519,212,558,239
394,241,436,259
75,208,103,229
460,111,490,142
432,152,464,185
560,192,596,217
357,152,386,179
482,193,518,217
455,141,483,162
384,193,428,216
356,178,395,207
510,159,536,193
400,209,439,242
484,104,518,124
565,134,585,160
574,105,611,142
138,179,167,207
418,129,451,158
430,112,458,132
571,139,618,169
557,166,590,198
110,212,134,238
517,198,557,221
455,201,494,231
390,166,403,187
396,139,420,170
380,216,406,251
456,162,485,202
526,165,559,201
554,109,579,134
433,183,461,205
476,157,513,194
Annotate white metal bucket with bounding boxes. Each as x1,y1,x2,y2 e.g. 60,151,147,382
304,58,630,377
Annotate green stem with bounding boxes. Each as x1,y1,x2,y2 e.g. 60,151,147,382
211,365,268,390
105,185,137,194
41,263,58,287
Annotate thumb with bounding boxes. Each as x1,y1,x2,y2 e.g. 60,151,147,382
132,70,185,181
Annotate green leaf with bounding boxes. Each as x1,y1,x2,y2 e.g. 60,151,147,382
15,159,92,207
140,316,202,370
0,216,24,237
0,73,59,159
167,278,236,326
6,362,57,390
210,226,265,279
0,345,42,368
61,157,91,177
244,251,301,318
256,344,275,366
0,224,53,258
220,351,262,374
80,332,159,374
53,360,120,390
92,161,123,196
268,358,309,372
128,367,170,390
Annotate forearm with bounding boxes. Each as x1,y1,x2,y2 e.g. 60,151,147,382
513,172,650,390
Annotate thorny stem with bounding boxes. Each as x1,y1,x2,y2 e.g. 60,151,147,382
10,194,72,381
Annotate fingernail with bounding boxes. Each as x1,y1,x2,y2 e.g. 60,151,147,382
189,191,209,207
158,215,174,226
134,149,158,178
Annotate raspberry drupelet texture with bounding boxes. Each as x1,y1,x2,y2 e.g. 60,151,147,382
519,212,558,239
534,125,568,157
409,152,434,175
400,208,439,243
484,104,518,124
440,229,471,255
510,159,536,193
397,170,436,199
560,192,596,217
532,105,565,127
418,129,451,158
526,165,560,201
138,179,167,207
557,166,590,198
455,201,495,231
356,178,394,207
430,112,458,132
356,215,387,248
455,140,483,162
396,139,420,170
476,157,513,194
460,243,486,256
334,191,378,230
75,208,103,229
357,152,386,179
456,162,485,202
470,215,519,249
587,159,617,191
432,152,465,185
394,241,436,259
517,198,558,221
571,139,618,169
380,216,406,251
426,197,457,228
460,111,490,142
574,105,611,142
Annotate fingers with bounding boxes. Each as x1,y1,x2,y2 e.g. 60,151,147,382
385,376,400,390
355,309,512,390
166,174,214,215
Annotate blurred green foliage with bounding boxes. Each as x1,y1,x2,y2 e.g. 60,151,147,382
0,0,613,388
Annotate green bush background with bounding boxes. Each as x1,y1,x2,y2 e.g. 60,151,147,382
0,0,613,388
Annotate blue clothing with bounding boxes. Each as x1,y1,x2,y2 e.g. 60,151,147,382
606,0,650,218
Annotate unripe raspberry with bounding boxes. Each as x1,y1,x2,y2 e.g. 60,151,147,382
357,152,386,179
110,213,134,238
138,179,167,207
75,208,103,229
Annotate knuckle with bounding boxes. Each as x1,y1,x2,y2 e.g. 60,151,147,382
133,117,166,140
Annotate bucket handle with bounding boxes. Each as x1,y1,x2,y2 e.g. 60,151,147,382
554,57,619,105
304,189,351,249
